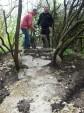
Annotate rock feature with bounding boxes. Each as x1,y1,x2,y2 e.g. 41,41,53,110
17,99,30,113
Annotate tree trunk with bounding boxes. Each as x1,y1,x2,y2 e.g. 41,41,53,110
53,28,84,65
14,0,22,71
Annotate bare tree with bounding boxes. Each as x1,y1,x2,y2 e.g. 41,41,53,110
13,0,22,71
0,0,22,71
52,0,84,65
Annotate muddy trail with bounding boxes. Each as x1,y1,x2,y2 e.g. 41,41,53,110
0,54,84,113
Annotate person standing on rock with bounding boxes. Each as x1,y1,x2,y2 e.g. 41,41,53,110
37,6,53,48
20,9,37,49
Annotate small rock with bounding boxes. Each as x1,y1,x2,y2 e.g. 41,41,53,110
20,64,29,69
71,65,76,69
68,75,72,78
65,86,68,89
58,78,63,82
62,101,67,106
17,99,30,113
56,55,62,64
51,99,65,112
0,88,9,103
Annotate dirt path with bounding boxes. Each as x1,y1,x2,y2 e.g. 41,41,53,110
0,54,83,113
0,55,65,113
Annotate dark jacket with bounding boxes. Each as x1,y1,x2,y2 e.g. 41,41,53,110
37,12,53,28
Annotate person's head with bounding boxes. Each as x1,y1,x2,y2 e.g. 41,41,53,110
44,6,49,13
32,9,37,16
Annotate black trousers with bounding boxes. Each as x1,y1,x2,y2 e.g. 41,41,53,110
41,27,50,47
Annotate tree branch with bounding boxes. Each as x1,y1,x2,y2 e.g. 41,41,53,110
0,36,10,51
68,0,84,27
63,0,67,28
0,45,6,53
59,27,84,56
3,10,14,57
6,5,18,18
45,0,50,9
60,19,84,42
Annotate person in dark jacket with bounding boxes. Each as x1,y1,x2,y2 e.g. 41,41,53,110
37,6,53,47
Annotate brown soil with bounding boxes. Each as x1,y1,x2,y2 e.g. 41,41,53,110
0,53,18,103
53,55,84,109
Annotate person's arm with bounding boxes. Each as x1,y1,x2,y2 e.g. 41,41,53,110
37,13,42,26
49,13,54,27
30,19,36,31
48,14,53,33
31,25,36,31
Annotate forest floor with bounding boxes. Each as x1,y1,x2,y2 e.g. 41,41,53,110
0,52,84,113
